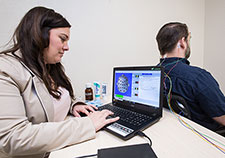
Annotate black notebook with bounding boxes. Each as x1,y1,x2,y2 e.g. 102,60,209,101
97,143,157,158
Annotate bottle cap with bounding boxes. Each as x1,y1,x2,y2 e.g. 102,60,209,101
86,83,92,88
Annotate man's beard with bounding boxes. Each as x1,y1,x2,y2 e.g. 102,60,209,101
185,44,191,59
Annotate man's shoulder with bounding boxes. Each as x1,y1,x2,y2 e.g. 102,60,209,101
181,64,219,92
180,62,204,72
171,63,216,90
179,63,209,78
187,65,213,80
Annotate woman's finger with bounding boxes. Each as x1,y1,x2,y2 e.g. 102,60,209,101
105,117,120,124
89,104,98,110
73,110,81,117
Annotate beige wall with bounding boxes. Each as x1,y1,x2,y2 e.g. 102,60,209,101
204,0,225,94
0,0,205,100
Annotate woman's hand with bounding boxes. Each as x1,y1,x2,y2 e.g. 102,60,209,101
88,110,119,131
72,104,98,117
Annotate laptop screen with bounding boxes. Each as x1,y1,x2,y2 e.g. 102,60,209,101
113,67,162,109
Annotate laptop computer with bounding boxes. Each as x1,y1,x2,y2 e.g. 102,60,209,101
98,66,164,140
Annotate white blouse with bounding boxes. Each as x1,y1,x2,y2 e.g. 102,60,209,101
51,87,71,122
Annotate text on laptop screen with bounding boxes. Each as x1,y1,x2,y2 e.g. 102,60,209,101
114,70,161,108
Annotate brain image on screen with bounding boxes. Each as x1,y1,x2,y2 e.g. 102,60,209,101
117,74,129,93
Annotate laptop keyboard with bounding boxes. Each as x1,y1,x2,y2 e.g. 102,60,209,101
98,104,152,126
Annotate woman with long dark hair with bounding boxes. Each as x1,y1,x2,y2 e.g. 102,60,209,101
0,6,118,158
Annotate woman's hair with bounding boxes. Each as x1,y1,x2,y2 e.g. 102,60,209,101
0,6,74,99
156,22,189,56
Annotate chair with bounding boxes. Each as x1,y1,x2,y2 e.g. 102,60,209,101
163,93,191,119
164,94,225,137
215,126,225,137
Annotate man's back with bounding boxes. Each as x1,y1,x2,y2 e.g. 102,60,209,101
160,57,225,131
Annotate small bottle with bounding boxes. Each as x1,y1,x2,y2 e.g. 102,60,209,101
85,83,93,101
101,83,108,102
102,83,107,98
93,82,101,100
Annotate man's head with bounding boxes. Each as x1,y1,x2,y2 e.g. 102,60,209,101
156,22,191,59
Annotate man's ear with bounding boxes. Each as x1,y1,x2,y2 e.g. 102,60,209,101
178,37,186,49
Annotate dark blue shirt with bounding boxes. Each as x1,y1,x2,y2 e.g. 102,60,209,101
159,57,225,131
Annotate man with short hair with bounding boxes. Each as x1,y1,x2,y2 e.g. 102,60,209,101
156,22,225,133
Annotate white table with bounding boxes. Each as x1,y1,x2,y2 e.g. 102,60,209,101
50,109,225,158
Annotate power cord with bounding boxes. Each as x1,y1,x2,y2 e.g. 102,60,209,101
74,153,97,158
137,131,152,146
